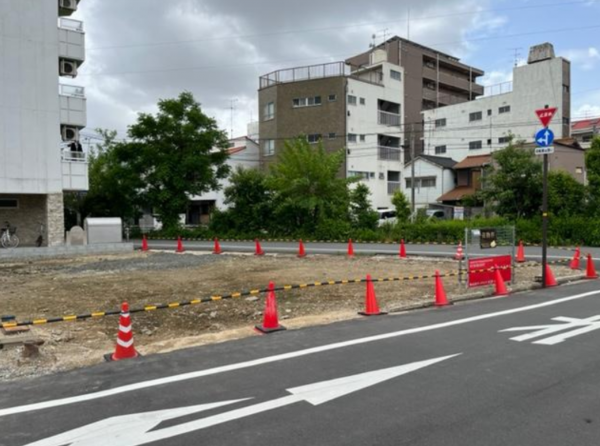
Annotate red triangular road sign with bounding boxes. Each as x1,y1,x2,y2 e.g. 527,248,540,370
535,107,557,128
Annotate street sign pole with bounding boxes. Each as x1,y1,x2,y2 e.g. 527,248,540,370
542,153,548,288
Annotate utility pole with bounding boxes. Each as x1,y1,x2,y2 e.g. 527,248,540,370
410,124,416,219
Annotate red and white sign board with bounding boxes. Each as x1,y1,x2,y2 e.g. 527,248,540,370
468,255,512,288
535,107,557,128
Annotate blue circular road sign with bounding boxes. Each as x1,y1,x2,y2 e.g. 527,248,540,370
535,128,554,147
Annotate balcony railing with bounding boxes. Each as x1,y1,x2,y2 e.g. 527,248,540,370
482,81,513,98
378,111,401,127
260,62,350,88
378,146,402,161
387,182,402,195
59,84,85,98
61,150,87,162
59,18,84,32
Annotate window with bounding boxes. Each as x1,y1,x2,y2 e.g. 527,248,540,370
328,132,337,140
487,109,492,116
563,117,570,125
360,135,366,142
307,134,321,144
498,136,510,144
263,102,275,121
469,111,483,122
328,94,337,102
435,118,447,128
349,171,373,180
388,171,400,182
469,140,483,150
390,70,402,81
263,140,275,156
292,96,322,108
360,97,366,106
405,177,437,189
563,84,570,94
0,198,18,209
421,177,437,188
499,105,511,114
435,145,447,154
348,95,357,106
348,133,357,143
576,167,584,174
487,139,492,146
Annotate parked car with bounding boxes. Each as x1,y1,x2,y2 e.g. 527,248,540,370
426,209,446,220
377,209,397,226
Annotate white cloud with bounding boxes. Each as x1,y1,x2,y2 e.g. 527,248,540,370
562,47,600,71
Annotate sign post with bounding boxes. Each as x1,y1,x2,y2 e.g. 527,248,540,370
535,106,557,288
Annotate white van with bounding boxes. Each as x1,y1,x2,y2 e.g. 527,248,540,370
377,209,397,226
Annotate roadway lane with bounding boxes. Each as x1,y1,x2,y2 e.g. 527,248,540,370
136,238,600,261
3,280,600,445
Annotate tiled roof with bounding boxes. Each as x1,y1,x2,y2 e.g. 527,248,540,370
228,146,246,155
453,154,492,169
572,118,600,131
438,186,476,202
417,155,457,169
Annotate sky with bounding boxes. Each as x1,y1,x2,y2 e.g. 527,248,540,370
70,0,600,144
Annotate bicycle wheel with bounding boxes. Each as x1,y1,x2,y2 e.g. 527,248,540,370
0,236,6,249
8,235,19,248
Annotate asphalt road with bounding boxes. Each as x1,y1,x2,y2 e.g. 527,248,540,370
3,280,600,445
136,238,600,261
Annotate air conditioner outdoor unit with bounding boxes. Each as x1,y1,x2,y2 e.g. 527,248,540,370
59,59,78,77
60,0,78,12
61,126,79,142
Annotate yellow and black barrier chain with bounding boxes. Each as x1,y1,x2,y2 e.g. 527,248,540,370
1,259,578,329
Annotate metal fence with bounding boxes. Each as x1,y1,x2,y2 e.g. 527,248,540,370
462,225,516,286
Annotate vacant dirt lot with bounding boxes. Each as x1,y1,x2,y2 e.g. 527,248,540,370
0,251,576,381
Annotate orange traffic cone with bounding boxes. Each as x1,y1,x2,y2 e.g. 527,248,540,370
176,236,185,253
255,282,286,333
516,241,525,263
545,264,558,287
298,240,306,258
569,247,581,270
254,239,265,256
454,241,464,261
359,275,387,316
585,254,598,279
141,235,149,252
494,267,509,296
399,239,407,259
435,271,450,307
105,302,139,362
213,238,222,255
347,239,355,257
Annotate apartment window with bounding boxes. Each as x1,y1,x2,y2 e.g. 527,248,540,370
360,97,366,106
348,95,357,106
435,118,447,128
387,171,401,195
469,111,483,122
328,132,337,140
349,171,373,180
487,109,492,116
348,133,357,143
390,70,402,81
469,140,483,150
498,136,510,144
263,140,275,157
360,134,366,142
328,94,337,102
307,134,322,144
292,96,321,108
435,145,447,154
487,139,492,146
498,105,511,114
0,198,18,209
263,102,275,121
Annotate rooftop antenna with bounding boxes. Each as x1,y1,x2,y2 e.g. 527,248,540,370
509,47,523,67
370,28,390,49
229,98,238,139
407,7,410,41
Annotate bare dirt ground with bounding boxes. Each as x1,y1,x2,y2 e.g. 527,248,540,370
0,251,576,382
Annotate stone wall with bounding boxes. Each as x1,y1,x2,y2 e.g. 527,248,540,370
46,193,65,247
0,194,46,247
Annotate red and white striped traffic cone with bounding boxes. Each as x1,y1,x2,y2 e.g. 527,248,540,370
454,241,464,261
105,302,139,362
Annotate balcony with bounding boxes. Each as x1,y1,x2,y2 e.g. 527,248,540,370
60,84,87,128
61,146,89,191
378,146,402,161
387,182,402,195
423,66,484,97
59,18,85,64
378,111,401,127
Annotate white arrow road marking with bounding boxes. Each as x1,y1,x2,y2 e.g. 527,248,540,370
3,289,600,418
500,315,600,345
23,354,460,446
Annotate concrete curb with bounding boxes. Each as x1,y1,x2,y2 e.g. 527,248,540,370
0,243,134,262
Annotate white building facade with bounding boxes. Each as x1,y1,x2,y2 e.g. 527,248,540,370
346,52,405,209
402,156,457,209
0,0,88,246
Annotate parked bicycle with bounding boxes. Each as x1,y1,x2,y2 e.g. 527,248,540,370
0,221,19,248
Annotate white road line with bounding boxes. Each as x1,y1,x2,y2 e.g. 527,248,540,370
2,288,600,418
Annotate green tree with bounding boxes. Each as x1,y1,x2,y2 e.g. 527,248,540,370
483,143,543,219
113,92,230,230
585,136,600,214
391,190,411,222
548,170,585,217
210,167,274,235
349,183,378,230
267,138,350,233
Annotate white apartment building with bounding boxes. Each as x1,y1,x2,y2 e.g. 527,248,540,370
407,43,571,209
0,0,88,246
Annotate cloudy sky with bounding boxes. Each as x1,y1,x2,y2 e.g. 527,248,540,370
70,0,600,143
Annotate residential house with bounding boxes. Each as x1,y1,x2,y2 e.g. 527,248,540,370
403,155,457,209
572,118,599,149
